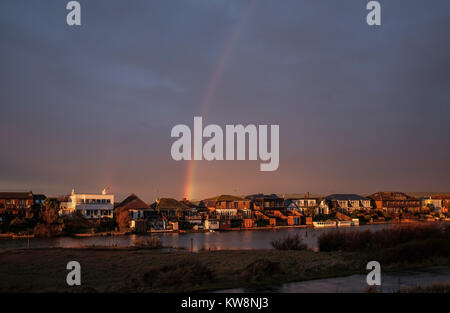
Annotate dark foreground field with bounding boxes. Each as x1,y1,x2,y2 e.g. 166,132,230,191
0,247,449,293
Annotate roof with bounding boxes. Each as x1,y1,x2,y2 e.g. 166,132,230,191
326,194,370,201
203,195,248,202
151,198,192,211
0,192,33,199
116,194,151,211
245,194,281,200
422,194,450,200
368,192,418,201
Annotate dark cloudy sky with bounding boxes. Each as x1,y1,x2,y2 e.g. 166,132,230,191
1,0,449,202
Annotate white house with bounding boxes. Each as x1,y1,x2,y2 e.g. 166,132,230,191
204,219,219,230
59,188,114,219
421,197,443,211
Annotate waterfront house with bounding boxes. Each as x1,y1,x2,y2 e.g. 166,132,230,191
326,194,372,213
203,195,251,219
243,218,255,228
150,198,194,217
115,194,153,231
285,196,329,215
368,192,421,213
421,194,450,213
245,194,284,211
0,191,35,220
204,219,219,230
203,195,250,210
59,188,114,219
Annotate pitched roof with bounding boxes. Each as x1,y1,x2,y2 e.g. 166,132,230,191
151,198,192,211
0,192,33,199
203,195,248,202
245,194,281,200
368,192,417,201
116,194,151,211
326,194,370,201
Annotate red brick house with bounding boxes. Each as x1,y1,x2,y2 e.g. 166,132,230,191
0,192,35,220
368,192,421,213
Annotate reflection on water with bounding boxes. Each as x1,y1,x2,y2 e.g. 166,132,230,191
0,224,391,251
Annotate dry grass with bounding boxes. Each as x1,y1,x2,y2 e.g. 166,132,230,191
0,248,362,292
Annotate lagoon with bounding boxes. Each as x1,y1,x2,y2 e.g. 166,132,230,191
0,224,391,251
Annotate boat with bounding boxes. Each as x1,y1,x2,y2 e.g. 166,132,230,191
351,218,360,226
313,221,337,228
337,220,352,227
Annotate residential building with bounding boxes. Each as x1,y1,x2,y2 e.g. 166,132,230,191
245,194,284,211
368,192,420,213
203,195,251,210
115,194,153,230
150,198,194,217
0,191,35,220
285,197,329,215
326,194,372,213
59,188,114,219
421,194,450,213
204,219,219,230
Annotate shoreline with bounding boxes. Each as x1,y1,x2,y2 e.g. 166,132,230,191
0,219,446,239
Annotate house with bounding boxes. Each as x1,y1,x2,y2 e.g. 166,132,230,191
150,198,194,217
421,194,450,213
59,188,114,219
285,197,329,215
368,192,420,213
245,194,284,211
115,194,153,231
0,191,35,220
204,219,219,230
326,194,372,213
242,218,255,228
202,195,251,219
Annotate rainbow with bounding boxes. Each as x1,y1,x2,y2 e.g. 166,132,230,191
182,1,256,200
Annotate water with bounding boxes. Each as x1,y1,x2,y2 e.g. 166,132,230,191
216,266,450,293
0,224,391,251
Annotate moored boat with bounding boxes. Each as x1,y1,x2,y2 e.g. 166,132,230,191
337,220,352,227
313,221,337,228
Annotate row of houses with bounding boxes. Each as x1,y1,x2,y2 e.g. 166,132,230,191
1,189,449,230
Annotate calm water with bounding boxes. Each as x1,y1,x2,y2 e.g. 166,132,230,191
216,266,450,293
0,224,391,251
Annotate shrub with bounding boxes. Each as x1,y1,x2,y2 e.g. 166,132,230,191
143,261,213,288
33,223,60,238
377,238,450,264
271,234,308,250
240,259,282,282
319,223,447,252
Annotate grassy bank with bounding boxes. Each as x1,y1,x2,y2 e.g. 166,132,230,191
0,247,448,293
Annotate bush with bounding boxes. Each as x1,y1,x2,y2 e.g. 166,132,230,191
62,211,92,234
319,223,447,252
271,234,308,250
143,261,213,288
33,223,60,238
240,259,282,282
378,238,450,264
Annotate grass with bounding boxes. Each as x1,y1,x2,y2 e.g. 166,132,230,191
0,246,448,293
318,223,449,252
271,234,308,251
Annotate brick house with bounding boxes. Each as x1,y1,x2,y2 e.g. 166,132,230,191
0,192,35,221
368,192,421,213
